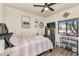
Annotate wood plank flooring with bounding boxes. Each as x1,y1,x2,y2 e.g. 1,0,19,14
42,47,77,56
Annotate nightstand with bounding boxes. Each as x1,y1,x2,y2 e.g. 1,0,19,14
0,39,4,56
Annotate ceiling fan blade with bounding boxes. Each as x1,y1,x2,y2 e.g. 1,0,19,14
48,3,56,6
41,8,44,13
48,6,54,11
33,5,45,7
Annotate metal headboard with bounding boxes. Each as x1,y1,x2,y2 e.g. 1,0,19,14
0,23,14,49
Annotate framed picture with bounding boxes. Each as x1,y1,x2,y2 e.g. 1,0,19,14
66,19,78,37
39,22,44,29
58,18,78,37
58,20,67,35
21,16,31,28
35,20,38,28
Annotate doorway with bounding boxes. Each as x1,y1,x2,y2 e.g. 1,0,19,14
44,22,56,46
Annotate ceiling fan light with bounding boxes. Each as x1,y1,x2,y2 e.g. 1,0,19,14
44,7,49,11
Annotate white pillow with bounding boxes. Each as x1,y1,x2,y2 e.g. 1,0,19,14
10,33,22,46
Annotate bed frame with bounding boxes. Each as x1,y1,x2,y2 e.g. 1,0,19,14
37,49,53,56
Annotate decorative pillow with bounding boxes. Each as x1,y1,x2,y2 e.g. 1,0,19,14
10,33,22,46
5,33,14,49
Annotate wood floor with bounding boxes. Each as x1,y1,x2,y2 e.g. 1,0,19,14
42,47,77,56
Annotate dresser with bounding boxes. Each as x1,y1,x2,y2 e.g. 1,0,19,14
0,39,4,56
60,37,78,55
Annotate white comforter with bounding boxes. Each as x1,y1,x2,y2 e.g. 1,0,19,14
4,36,53,56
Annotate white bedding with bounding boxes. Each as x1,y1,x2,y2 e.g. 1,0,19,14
4,34,53,56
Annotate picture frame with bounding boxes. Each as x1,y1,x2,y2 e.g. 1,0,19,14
21,15,31,28
66,19,78,37
35,19,38,28
39,22,44,29
58,18,78,37
58,20,67,35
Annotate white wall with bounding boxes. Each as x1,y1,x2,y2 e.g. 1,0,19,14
5,6,45,36
0,4,5,55
0,4,5,23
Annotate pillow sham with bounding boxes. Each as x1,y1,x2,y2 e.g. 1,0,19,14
10,33,22,46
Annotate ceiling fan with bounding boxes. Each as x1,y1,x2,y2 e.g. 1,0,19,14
33,3,56,13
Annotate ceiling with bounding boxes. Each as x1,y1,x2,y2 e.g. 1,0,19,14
5,3,79,17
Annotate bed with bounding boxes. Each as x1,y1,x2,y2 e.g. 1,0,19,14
0,23,53,56
4,33,53,56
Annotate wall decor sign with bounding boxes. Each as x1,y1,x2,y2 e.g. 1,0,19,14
63,12,70,18
58,18,78,37
35,19,38,28
22,16,31,28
